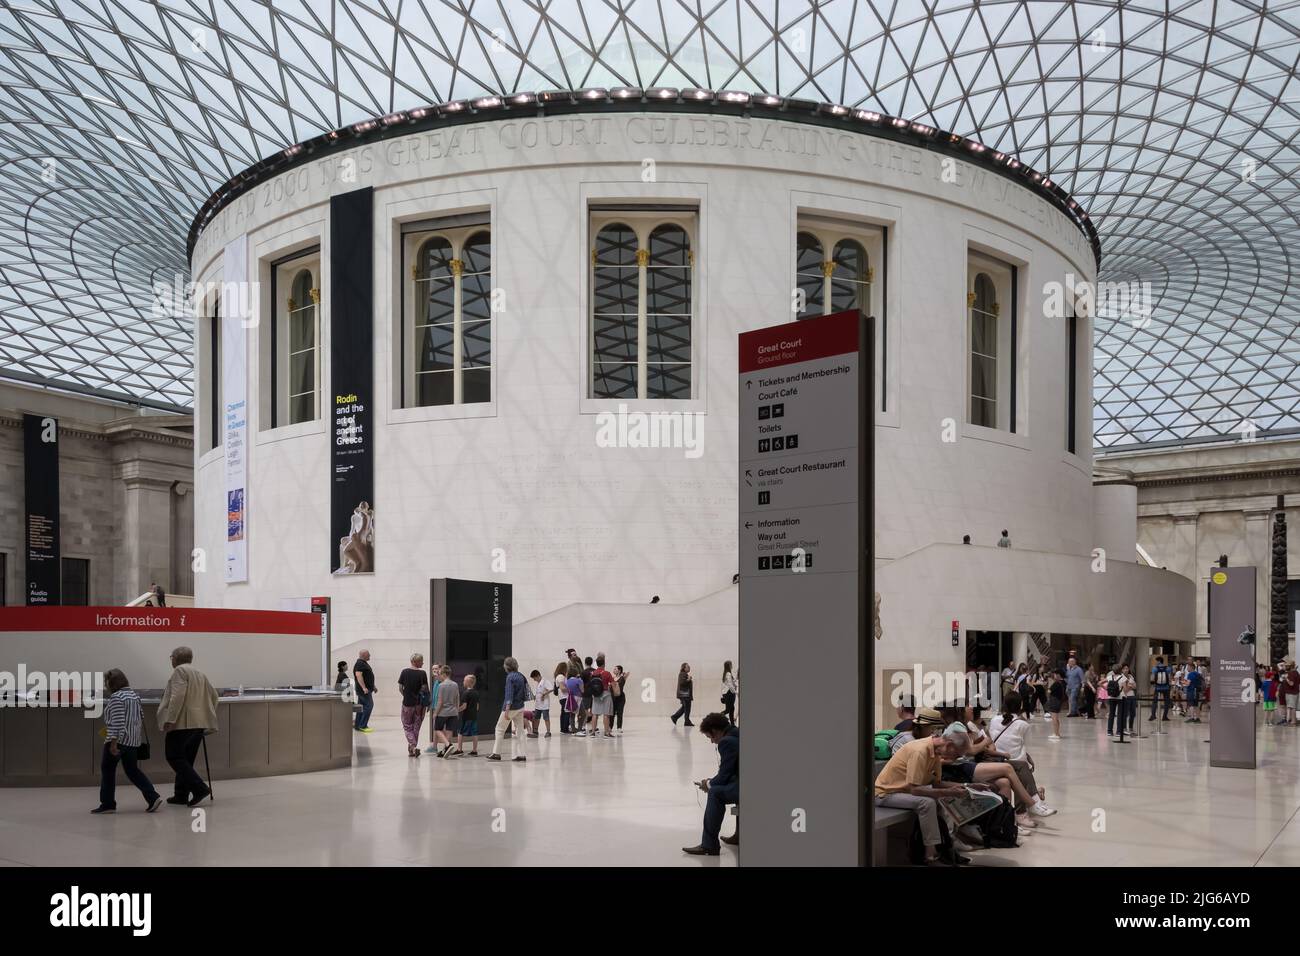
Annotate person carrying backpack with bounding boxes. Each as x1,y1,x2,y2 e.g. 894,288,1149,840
588,653,616,738
670,662,695,727
1149,656,1172,722
1107,665,1136,740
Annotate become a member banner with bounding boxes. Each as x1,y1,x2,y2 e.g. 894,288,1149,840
23,414,60,605
330,187,375,574
223,236,249,583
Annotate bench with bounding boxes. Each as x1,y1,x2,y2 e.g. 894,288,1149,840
872,761,919,865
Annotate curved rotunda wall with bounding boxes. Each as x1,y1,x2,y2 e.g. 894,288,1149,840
191,110,1095,713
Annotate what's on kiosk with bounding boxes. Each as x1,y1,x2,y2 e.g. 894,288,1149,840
430,579,512,739
738,309,872,866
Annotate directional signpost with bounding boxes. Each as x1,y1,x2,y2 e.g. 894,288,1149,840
738,309,870,866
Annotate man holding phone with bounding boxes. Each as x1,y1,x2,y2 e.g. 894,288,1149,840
682,713,739,856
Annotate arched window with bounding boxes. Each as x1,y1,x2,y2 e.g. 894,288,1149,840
969,272,998,428
287,268,317,424
460,231,492,403
591,222,644,398
646,224,692,398
829,239,869,312
795,232,824,318
206,292,221,450
414,236,455,406
405,226,492,408
590,217,695,399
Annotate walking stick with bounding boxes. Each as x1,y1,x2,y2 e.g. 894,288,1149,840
202,734,213,800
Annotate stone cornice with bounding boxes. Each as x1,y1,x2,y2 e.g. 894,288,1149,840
1116,465,1300,489
0,412,192,449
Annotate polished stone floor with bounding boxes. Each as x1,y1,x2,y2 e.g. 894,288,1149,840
3,708,1300,866
0,720,738,867
970,708,1300,867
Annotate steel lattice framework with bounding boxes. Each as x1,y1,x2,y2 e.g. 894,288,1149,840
0,0,1297,447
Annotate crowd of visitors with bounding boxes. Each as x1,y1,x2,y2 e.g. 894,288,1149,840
341,650,739,762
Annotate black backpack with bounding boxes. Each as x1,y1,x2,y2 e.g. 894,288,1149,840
1107,675,1121,697
588,675,605,696
975,800,1019,848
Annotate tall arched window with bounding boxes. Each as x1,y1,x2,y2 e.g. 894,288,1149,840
460,231,493,404
590,212,695,399
829,239,869,312
646,223,692,398
287,268,318,424
592,223,639,398
969,272,998,428
795,232,824,318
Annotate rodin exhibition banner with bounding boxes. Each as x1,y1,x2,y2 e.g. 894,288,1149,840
1209,565,1257,770
330,187,375,575
222,236,249,584
23,414,59,605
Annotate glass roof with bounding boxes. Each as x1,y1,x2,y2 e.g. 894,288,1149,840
0,0,1297,447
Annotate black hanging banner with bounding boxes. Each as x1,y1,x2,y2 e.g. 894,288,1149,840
330,187,375,575
23,413,60,605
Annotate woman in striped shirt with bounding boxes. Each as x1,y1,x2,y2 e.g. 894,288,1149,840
93,669,163,814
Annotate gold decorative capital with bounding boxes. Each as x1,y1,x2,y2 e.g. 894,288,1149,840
411,264,419,280
966,291,977,307
687,249,694,267
308,287,320,305
991,301,1000,316
287,297,296,311
450,258,464,277
636,248,650,267
866,266,875,283
591,248,598,267
821,260,836,278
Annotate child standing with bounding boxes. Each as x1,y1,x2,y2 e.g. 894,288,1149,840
453,674,480,756
528,669,553,738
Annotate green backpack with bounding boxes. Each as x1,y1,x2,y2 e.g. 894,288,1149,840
873,729,899,761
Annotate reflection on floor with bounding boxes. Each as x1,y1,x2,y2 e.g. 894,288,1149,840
5,709,1297,867
0,721,738,867
970,710,1300,866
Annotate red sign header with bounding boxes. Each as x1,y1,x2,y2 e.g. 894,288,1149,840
0,606,322,635
738,309,860,374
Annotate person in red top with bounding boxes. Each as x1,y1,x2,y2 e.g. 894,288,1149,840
1284,663,1299,725
588,653,617,738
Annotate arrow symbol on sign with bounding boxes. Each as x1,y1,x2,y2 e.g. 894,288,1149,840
745,380,752,390
744,469,752,486
744,521,752,530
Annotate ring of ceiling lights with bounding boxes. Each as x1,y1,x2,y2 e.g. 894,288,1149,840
187,88,1100,269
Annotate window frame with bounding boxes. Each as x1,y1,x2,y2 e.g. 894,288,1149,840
588,208,698,401
400,222,494,409
793,216,886,413
267,247,322,429
966,252,1016,433
202,287,222,453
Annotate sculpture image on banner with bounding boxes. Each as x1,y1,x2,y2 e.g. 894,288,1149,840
335,501,374,575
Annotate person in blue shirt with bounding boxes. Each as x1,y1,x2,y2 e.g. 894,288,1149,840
683,713,739,856
1065,657,1085,717
1149,656,1172,721
488,656,528,762
1183,661,1204,723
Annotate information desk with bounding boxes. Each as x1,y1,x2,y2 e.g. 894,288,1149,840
0,690,353,787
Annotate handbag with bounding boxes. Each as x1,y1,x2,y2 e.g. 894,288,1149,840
137,720,151,762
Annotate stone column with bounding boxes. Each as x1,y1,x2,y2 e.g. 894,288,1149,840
119,474,174,603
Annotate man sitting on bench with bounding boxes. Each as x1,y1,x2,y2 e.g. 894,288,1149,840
873,723,970,865
682,713,739,856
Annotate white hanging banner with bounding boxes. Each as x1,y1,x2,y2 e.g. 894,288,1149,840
223,236,249,583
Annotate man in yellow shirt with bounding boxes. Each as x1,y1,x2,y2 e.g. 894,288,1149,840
874,724,970,864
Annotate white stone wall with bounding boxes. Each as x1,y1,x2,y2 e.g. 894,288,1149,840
191,110,1152,709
